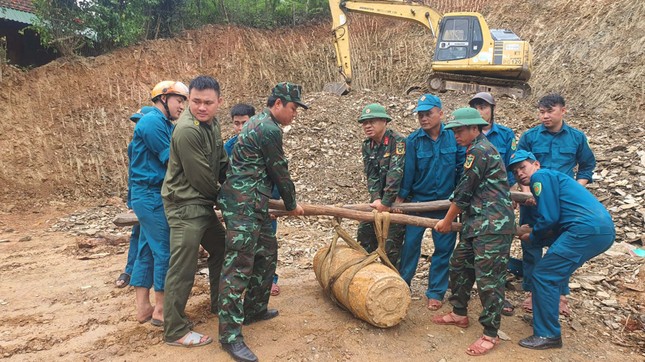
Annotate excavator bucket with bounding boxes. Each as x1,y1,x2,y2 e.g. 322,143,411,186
323,82,350,95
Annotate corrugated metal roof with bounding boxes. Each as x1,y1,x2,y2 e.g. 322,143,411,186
0,0,35,14
0,6,36,24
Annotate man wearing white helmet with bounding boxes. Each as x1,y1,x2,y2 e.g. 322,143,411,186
129,81,188,327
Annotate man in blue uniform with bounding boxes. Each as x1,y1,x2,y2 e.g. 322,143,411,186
116,106,155,289
130,81,188,325
516,93,596,314
468,92,516,186
397,94,465,310
509,150,614,349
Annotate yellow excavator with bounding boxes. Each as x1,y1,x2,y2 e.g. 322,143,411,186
327,0,533,97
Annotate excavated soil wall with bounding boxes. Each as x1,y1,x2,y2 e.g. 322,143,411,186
0,0,643,205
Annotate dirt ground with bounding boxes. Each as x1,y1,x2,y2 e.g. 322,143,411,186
0,204,643,362
1,0,644,360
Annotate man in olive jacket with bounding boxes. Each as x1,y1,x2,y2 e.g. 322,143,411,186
162,75,227,348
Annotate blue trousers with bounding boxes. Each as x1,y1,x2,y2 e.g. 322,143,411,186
399,210,456,300
130,188,170,291
532,230,614,337
520,205,569,295
124,224,140,275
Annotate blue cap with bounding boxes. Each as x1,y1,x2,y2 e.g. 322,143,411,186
129,106,156,123
508,150,537,169
413,94,442,112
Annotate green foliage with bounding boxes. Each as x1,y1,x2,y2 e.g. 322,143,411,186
30,0,331,56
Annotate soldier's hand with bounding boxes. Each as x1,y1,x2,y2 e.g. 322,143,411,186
523,197,536,207
288,204,305,216
434,218,451,234
370,199,391,213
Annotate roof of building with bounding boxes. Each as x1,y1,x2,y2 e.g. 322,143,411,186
0,0,36,24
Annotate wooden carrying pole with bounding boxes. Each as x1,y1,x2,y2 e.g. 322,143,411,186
342,191,533,213
268,200,531,236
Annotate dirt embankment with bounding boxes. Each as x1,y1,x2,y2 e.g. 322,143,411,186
0,0,643,206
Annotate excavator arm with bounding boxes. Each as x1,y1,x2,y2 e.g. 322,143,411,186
329,0,442,93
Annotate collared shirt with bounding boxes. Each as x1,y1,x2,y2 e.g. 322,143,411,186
484,122,516,185
452,133,515,238
517,121,595,182
529,169,614,243
361,128,406,207
399,124,465,202
218,108,297,215
129,107,173,188
162,110,228,206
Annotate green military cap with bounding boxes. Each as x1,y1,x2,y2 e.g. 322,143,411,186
358,103,392,123
272,82,309,109
443,107,489,129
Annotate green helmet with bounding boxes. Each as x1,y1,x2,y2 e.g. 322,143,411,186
444,107,489,129
358,103,392,123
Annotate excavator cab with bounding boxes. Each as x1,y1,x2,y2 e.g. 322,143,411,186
435,16,483,62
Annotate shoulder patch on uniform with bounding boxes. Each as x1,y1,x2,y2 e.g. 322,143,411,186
464,154,475,169
511,138,517,151
395,141,405,155
532,182,542,196
193,120,199,126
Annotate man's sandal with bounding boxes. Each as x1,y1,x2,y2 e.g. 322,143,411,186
165,331,212,348
271,283,280,296
427,299,443,311
502,299,515,316
559,296,571,317
466,335,499,356
115,273,130,288
522,294,533,313
431,312,469,328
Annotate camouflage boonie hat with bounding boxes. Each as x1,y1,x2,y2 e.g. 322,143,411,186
444,107,489,129
272,82,309,109
358,103,392,123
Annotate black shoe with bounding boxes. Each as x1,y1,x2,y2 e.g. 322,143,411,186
243,309,279,325
519,335,563,350
221,341,258,362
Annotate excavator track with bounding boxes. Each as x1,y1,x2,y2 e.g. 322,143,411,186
426,72,532,98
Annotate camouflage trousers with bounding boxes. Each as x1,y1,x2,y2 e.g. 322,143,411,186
356,221,405,268
218,212,277,344
448,233,512,338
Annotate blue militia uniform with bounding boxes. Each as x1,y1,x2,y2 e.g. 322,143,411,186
517,122,596,294
129,107,172,291
124,139,141,277
483,123,516,185
527,169,614,338
398,125,465,300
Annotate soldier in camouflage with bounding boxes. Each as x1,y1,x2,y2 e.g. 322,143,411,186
356,103,406,267
432,107,515,357
217,82,306,362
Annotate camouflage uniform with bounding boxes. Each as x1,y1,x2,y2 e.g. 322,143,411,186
357,128,406,267
448,133,515,338
161,108,229,342
217,107,298,344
